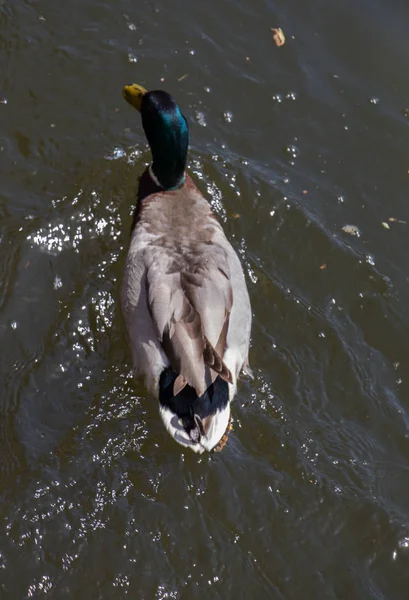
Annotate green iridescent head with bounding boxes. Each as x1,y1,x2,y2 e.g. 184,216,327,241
123,84,189,190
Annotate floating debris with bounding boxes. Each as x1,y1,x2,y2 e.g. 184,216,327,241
381,222,390,229
271,27,285,47
389,217,407,224
342,224,361,237
320,264,327,270
178,73,188,82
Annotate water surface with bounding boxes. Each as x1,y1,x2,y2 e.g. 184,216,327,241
1,0,409,598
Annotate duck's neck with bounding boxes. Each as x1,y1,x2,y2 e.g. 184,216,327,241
148,157,186,190
149,163,185,190
149,142,187,190
142,107,189,190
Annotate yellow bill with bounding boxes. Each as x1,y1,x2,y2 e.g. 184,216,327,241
122,83,147,111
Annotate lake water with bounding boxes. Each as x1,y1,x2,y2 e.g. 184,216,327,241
1,0,409,598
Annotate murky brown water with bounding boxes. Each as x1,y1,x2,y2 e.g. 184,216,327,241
2,0,409,597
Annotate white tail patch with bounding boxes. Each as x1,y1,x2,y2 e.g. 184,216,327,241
158,402,231,453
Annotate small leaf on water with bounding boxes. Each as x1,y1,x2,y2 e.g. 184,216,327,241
271,27,285,47
389,217,407,224
320,264,327,270
381,222,390,229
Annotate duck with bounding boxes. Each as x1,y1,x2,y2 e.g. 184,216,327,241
121,83,252,453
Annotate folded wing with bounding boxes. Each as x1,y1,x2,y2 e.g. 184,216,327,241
145,241,233,397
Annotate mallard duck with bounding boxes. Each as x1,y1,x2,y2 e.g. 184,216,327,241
121,83,252,453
